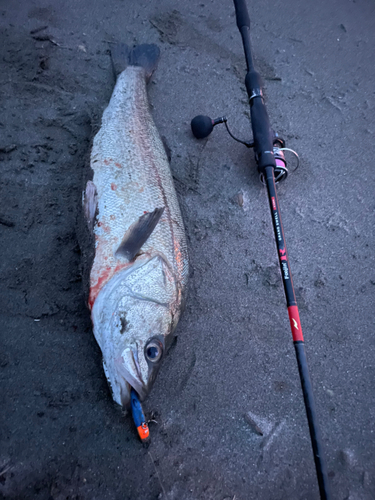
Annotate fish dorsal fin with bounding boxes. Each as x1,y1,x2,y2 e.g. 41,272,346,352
115,207,165,261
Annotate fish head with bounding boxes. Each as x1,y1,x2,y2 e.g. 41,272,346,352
92,255,179,408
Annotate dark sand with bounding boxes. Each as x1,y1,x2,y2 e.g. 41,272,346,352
1,0,375,498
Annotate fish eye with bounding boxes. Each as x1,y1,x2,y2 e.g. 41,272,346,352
145,340,163,363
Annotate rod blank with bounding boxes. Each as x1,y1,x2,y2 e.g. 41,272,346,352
233,1,331,498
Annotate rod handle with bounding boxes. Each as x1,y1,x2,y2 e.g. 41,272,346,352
246,71,275,172
233,0,250,30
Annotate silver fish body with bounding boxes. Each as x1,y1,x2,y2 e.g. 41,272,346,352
83,53,188,407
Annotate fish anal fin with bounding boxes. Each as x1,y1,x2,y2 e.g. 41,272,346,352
115,207,165,261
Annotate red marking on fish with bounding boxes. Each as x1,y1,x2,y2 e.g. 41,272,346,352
111,183,117,191
89,262,129,309
115,162,121,168
89,267,112,309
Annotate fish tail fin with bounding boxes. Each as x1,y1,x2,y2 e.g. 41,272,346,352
111,43,160,82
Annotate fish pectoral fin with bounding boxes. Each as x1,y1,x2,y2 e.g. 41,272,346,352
83,180,98,228
115,207,165,261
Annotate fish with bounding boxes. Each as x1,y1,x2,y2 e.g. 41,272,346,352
81,44,189,408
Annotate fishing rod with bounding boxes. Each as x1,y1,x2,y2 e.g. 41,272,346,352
191,1,331,498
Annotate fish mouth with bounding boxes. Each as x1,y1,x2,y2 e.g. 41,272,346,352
117,373,146,408
120,372,148,407
116,346,150,408
119,379,132,408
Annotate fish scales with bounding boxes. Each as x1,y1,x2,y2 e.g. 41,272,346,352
90,67,187,305
83,47,188,407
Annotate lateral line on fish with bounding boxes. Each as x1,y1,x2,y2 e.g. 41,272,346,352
134,79,183,283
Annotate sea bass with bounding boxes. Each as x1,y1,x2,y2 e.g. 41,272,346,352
82,44,188,407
